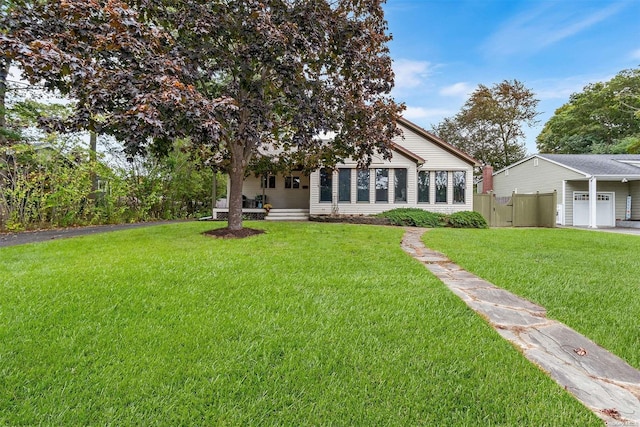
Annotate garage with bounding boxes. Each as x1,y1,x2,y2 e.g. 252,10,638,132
573,192,615,227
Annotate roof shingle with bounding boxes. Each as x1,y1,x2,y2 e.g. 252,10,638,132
538,154,640,176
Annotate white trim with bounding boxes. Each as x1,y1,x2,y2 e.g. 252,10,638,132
589,176,597,228
493,154,592,178
536,155,591,177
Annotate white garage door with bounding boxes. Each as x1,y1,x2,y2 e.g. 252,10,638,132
573,192,615,227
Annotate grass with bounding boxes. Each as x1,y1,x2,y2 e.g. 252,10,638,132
0,222,601,425
424,227,640,371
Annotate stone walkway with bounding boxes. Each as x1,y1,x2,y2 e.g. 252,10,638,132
401,227,640,426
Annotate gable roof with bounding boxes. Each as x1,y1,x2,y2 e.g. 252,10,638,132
537,154,640,177
398,117,480,167
390,142,425,164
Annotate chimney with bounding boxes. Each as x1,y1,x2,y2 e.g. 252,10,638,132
482,165,494,193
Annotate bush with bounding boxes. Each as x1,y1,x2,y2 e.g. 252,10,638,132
376,208,488,229
376,208,447,228
447,211,488,229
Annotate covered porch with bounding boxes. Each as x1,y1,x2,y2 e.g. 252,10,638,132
212,171,311,221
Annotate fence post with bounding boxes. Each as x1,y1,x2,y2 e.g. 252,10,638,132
490,192,496,227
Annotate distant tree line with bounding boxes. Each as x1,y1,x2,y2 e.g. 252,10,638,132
536,67,640,154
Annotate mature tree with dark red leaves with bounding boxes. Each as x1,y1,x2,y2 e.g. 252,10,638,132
1,0,403,231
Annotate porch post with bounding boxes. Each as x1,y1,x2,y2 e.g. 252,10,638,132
561,180,566,226
588,176,597,228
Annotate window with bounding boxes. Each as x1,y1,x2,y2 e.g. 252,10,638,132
418,171,429,203
453,171,465,203
435,171,447,203
394,169,407,202
97,179,108,193
338,169,351,202
357,169,370,202
319,168,332,202
261,175,276,189
375,168,389,202
285,176,301,189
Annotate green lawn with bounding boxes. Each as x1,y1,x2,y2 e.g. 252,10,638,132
424,227,640,372
0,222,600,425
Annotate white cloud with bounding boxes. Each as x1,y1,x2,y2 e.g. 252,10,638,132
403,106,453,121
484,2,626,57
439,82,473,98
533,73,615,101
392,58,432,90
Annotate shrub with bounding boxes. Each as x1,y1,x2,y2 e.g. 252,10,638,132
448,211,488,229
377,208,447,228
376,208,488,229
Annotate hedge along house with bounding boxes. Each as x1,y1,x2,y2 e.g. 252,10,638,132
489,154,640,228
212,117,479,220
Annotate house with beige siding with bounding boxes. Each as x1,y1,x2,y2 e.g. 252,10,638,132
213,117,479,220
489,154,640,228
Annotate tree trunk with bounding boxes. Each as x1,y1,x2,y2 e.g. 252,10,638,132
211,169,217,217
227,158,245,231
0,58,8,147
89,131,98,197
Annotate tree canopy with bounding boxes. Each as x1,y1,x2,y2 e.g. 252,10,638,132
536,67,640,154
1,0,403,231
431,80,539,170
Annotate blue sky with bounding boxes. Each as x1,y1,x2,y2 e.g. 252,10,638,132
384,0,640,154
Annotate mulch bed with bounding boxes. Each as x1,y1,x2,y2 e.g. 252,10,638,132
203,227,265,239
309,215,392,225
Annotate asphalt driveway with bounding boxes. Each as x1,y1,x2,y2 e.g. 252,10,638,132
0,220,189,248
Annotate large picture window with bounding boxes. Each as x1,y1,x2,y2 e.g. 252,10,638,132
319,168,332,202
357,169,370,202
375,169,389,202
338,169,351,202
418,171,429,203
435,171,447,203
394,169,407,202
453,171,466,203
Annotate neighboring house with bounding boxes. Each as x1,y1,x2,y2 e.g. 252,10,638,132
213,117,479,220
489,154,640,228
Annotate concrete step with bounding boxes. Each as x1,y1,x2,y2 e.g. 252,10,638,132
265,216,309,221
265,209,309,221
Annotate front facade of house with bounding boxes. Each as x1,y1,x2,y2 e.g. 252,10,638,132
215,118,479,219
490,154,640,227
